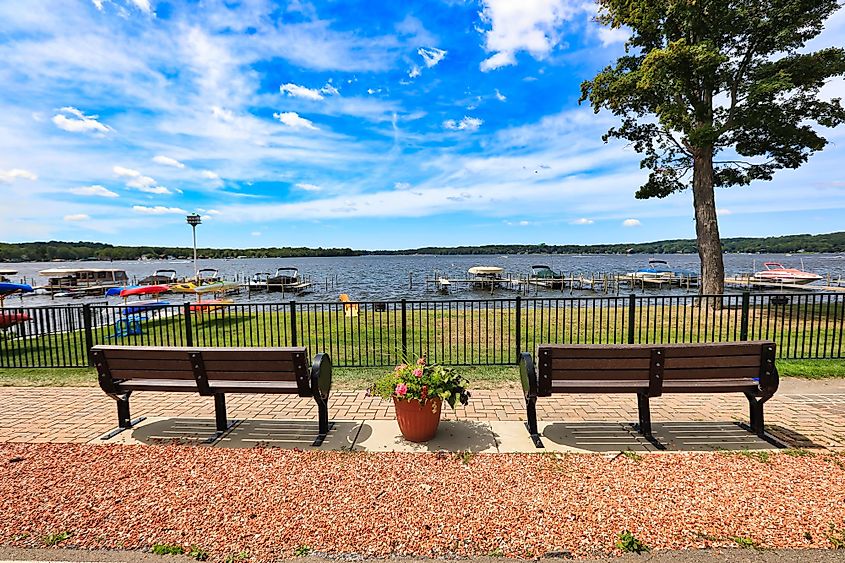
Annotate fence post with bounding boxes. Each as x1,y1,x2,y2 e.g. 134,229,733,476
401,299,408,360
627,293,636,344
740,291,750,341
515,296,522,364
290,300,298,346
183,303,193,347
82,304,94,366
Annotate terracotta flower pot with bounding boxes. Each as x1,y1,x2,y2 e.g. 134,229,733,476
393,396,442,442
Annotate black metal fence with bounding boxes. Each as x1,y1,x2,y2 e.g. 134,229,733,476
1,292,843,369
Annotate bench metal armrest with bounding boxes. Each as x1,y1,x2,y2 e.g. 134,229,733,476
310,352,332,399
519,352,537,399
758,343,779,397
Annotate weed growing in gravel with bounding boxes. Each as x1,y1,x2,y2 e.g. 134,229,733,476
152,544,185,556
42,531,71,546
224,551,250,562
693,531,720,542
730,536,757,548
11,533,29,542
781,448,814,457
456,450,475,465
827,524,845,548
486,547,504,557
736,450,770,463
804,531,813,542
188,546,209,561
615,531,649,554
294,545,312,557
621,450,642,461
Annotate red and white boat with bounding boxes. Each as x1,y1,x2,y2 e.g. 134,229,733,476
753,262,822,285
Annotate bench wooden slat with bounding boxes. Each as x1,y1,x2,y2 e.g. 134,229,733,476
199,359,298,373
661,342,766,357
663,366,761,380
204,370,300,382
543,347,652,359
95,348,192,361
199,349,306,362
206,380,300,393
551,358,651,370
115,379,198,392
110,369,197,380
551,380,648,393
105,358,194,372
549,369,651,381
663,355,761,369
663,379,759,392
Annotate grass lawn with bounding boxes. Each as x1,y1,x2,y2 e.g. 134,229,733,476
1,360,843,389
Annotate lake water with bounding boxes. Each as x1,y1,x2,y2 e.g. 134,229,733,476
3,253,844,307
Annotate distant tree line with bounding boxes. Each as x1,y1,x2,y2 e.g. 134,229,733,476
0,232,842,262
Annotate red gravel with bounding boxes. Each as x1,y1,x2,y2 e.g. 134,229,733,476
1,444,843,561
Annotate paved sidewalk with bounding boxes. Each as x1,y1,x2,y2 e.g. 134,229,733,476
1,379,843,450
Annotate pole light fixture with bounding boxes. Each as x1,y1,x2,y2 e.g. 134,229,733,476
186,214,202,279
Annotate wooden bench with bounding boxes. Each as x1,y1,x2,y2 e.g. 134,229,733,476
519,341,778,448
92,345,333,445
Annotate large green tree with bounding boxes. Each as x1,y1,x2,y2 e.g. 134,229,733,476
581,0,845,295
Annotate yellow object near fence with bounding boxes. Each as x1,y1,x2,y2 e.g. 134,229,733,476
339,293,359,317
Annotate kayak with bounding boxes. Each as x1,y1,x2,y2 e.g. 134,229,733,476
120,285,169,297
0,282,34,296
0,311,29,328
190,298,233,312
172,281,239,295
106,286,140,297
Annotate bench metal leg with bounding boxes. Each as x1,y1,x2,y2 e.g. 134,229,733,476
525,396,543,448
635,393,652,438
312,393,333,447
744,392,766,438
101,394,146,440
205,393,238,444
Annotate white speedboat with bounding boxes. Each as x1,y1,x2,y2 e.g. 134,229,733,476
753,262,822,285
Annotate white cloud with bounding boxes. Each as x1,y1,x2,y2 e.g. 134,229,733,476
129,0,152,14
622,218,641,227
320,83,340,96
443,116,483,131
295,182,322,191
51,107,112,134
132,205,188,215
394,182,412,190
571,218,594,225
0,169,37,183
71,185,119,198
478,0,581,71
717,208,734,216
201,170,220,180
280,83,324,100
505,220,532,226
597,26,630,47
152,155,185,168
114,166,171,194
418,47,447,68
494,89,507,102
211,106,235,122
251,231,261,236
64,214,90,221
408,65,422,78
113,166,140,178
273,111,318,130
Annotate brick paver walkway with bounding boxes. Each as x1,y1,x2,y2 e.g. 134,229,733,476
1,384,843,448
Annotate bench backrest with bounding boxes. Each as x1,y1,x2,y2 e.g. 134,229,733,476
536,341,777,396
92,345,311,394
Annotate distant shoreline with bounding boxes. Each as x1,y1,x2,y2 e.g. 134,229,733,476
1,231,843,262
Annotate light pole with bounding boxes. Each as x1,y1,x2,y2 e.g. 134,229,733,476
186,214,202,280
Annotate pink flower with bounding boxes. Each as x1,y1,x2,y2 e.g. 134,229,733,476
413,368,423,378
395,383,408,396
417,357,426,365
394,363,406,372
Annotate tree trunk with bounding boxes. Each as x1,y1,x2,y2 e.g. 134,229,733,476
692,146,725,299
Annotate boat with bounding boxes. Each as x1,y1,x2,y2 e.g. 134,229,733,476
105,285,140,296
139,269,178,285
753,262,822,285
529,265,563,289
0,269,17,283
628,259,699,285
246,272,272,291
267,267,312,294
195,268,221,284
121,300,171,315
37,268,129,294
467,266,506,290
120,285,169,297
0,282,34,296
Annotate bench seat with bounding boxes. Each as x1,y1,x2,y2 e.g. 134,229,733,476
92,345,332,445
520,341,778,448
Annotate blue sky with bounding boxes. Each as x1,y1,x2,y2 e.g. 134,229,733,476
0,0,843,250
